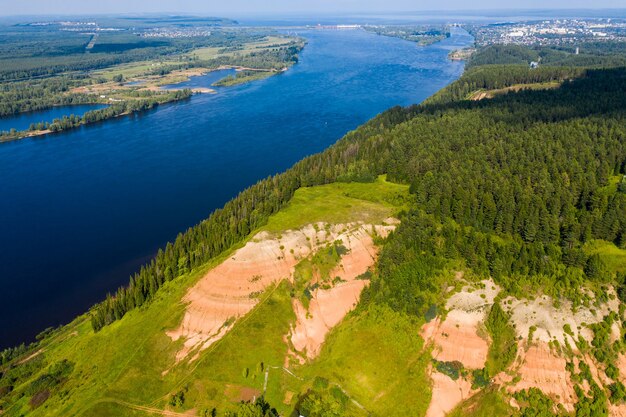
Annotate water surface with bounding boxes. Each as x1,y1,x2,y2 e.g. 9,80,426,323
0,104,107,133
0,28,472,348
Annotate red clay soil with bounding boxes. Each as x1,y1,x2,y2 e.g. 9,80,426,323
289,225,391,360
510,342,577,412
425,365,476,417
167,222,396,363
421,311,489,370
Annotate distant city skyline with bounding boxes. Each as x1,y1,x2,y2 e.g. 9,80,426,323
0,0,625,17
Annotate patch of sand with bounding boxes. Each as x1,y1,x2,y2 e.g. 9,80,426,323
618,354,626,385
16,349,44,365
503,289,620,345
167,221,395,362
283,391,294,405
610,404,626,417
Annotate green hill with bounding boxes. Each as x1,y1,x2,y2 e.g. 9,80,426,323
2,62,626,417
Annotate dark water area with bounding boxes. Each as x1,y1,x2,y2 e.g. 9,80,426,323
0,104,108,133
0,27,472,349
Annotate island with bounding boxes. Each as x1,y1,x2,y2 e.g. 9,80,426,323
0,17,304,142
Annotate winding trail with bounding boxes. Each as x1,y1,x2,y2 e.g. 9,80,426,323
88,398,193,416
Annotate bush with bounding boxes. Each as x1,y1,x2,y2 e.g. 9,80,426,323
471,368,490,389
434,360,464,380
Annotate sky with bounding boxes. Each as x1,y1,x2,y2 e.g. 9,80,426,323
0,0,625,16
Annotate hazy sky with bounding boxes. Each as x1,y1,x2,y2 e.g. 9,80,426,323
0,0,625,16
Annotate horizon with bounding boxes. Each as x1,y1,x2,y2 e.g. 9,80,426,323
1,8,625,23
0,1,625,18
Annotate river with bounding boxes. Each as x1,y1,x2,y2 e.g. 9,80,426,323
0,27,472,348
0,104,108,133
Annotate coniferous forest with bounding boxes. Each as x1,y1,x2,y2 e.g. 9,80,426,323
90,65,626,332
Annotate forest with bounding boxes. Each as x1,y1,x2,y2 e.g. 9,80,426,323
0,24,266,82
0,18,304,141
467,42,626,69
0,77,93,117
363,25,450,46
89,64,626,341
0,89,192,140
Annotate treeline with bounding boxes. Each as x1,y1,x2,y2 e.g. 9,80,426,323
467,42,626,69
364,25,450,46
0,76,94,117
0,48,180,82
0,28,277,82
213,43,303,70
212,70,273,87
426,64,584,104
90,66,626,331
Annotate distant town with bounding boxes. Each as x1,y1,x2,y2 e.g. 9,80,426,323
472,18,626,46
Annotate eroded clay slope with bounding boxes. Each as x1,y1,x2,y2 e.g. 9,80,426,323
288,224,395,362
422,277,624,416
167,220,396,363
421,279,500,417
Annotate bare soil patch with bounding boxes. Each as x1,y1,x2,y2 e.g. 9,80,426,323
510,342,576,412
425,365,476,417
167,221,395,363
288,224,394,361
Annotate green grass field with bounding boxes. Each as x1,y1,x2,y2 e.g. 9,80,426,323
262,175,409,233
584,239,626,274
188,36,296,61
298,305,432,416
448,388,513,417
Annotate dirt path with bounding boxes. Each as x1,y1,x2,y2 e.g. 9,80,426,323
89,398,195,416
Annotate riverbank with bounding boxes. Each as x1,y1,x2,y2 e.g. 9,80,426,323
0,90,193,143
0,34,305,143
0,27,472,351
0,62,292,143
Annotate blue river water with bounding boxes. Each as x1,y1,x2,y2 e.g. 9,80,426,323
0,27,472,348
0,104,107,133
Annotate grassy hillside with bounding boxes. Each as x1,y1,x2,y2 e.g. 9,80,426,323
0,178,413,416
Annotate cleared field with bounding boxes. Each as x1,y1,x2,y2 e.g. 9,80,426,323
469,81,562,100
92,60,182,80
188,36,296,61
